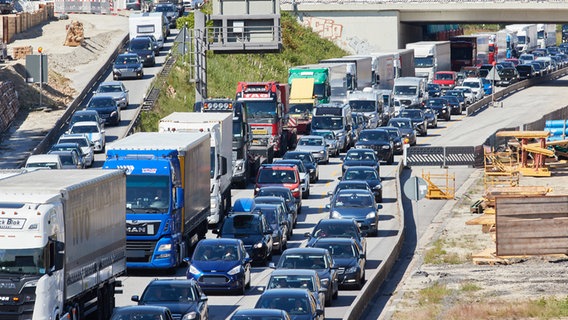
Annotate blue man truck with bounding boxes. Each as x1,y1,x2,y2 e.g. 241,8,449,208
103,132,210,270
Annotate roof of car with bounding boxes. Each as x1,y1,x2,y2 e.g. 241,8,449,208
148,278,198,286
258,288,312,297
313,237,357,245
282,247,329,255
270,269,318,276
347,148,375,153
258,186,292,193
26,154,61,162
254,196,286,202
117,53,138,57
317,218,356,226
335,189,374,197
113,305,169,313
232,308,289,316
198,238,242,246
260,164,299,171
73,109,99,115
99,81,123,86
71,121,99,127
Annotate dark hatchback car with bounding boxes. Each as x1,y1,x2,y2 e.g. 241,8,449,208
215,212,273,264
254,196,295,236
255,289,324,320
516,64,537,80
327,189,380,236
424,98,451,121
186,238,251,294
342,148,379,175
354,129,394,164
128,37,156,67
112,53,143,80
309,237,366,289
255,203,289,254
303,219,366,255
387,117,417,146
230,308,291,320
443,89,466,107
427,83,442,97
341,166,383,202
69,109,104,128
110,306,173,320
283,151,319,183
86,95,121,126
131,279,209,320
327,180,372,199
271,248,338,307
382,126,404,155
398,108,428,136
440,95,462,115
497,67,519,86
255,186,299,220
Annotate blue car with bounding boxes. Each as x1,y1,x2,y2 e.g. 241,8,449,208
185,238,252,294
230,308,291,320
327,189,380,236
481,78,493,95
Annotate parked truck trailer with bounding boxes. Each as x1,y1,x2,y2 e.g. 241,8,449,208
103,132,210,270
159,112,232,226
0,169,126,320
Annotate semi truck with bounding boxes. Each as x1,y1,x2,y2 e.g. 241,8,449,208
320,56,373,91
405,41,451,82
159,112,232,226
0,170,126,320
537,24,557,48
506,24,538,53
315,62,357,104
487,30,508,63
193,98,253,188
346,53,396,90
347,88,384,128
103,132,210,270
236,81,297,159
450,35,489,71
129,12,168,48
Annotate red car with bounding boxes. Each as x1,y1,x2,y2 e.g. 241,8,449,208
254,164,302,209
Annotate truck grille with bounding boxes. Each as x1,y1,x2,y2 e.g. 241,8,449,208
400,99,412,106
126,240,157,262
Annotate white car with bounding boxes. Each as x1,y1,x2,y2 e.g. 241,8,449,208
453,86,476,105
460,78,485,101
25,154,62,170
57,134,95,167
68,121,106,152
93,81,129,109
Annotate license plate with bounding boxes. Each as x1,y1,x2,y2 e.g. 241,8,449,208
252,139,262,145
252,128,268,135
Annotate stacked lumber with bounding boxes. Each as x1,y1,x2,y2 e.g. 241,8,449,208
12,46,32,60
64,20,84,47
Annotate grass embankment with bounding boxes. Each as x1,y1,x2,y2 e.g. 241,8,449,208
139,10,347,132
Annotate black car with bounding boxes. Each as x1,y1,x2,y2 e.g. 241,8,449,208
382,126,404,155
398,108,428,135
254,196,295,235
255,186,299,222
113,53,143,80
283,151,319,183
444,89,466,107
135,35,160,55
309,238,366,289
427,83,442,97
110,306,173,320
424,98,451,121
421,106,438,128
270,248,338,307
69,109,104,127
128,37,156,67
303,219,366,255
131,279,208,320
255,289,324,320
215,212,273,264
497,67,519,86
154,3,178,28
341,148,379,175
516,64,537,80
49,143,88,168
327,189,380,236
386,117,417,146
85,95,121,126
341,166,383,202
255,203,288,254
354,129,394,164
230,309,291,320
327,180,372,199
441,95,462,115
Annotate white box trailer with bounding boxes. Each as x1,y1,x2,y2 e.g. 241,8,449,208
0,170,126,320
159,112,232,225
405,41,451,82
129,12,167,48
320,56,373,90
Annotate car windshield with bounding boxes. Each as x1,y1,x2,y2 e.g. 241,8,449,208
125,176,170,213
349,100,376,112
60,137,89,147
111,311,165,320
130,40,152,51
312,131,334,140
358,130,389,142
283,153,312,165
463,81,480,89
261,208,279,225
394,85,417,95
54,154,75,165
384,129,400,138
88,98,115,109
315,243,356,258
311,116,344,130
26,162,59,169
257,169,297,184
268,275,316,291
388,120,411,129
256,296,310,315
193,244,239,261
400,109,424,118
344,169,378,181
70,125,98,134
435,73,454,80
142,284,197,302
71,114,96,123
298,138,323,146
116,56,139,64
222,215,261,235
313,222,358,239
335,182,368,193
333,193,374,208
98,85,124,93
279,253,327,269
257,189,291,201
345,150,376,161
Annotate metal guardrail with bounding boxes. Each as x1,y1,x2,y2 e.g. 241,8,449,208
466,66,568,116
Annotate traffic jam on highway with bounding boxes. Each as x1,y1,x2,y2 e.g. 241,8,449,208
1,12,567,320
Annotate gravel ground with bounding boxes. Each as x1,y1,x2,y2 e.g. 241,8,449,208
383,166,568,319
0,14,128,168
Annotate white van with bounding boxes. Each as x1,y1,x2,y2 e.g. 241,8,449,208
393,77,427,108
129,12,167,49
24,154,62,170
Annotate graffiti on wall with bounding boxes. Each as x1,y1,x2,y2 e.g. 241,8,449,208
346,36,373,54
301,16,343,40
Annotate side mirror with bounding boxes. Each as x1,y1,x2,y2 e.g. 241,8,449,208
325,204,330,209
131,295,140,302
268,262,276,269
244,255,252,264
100,130,106,134
304,232,311,238
327,191,333,197
199,296,208,302
318,287,328,293
316,309,324,316
183,257,191,265
221,156,228,175
337,177,342,181
360,253,366,259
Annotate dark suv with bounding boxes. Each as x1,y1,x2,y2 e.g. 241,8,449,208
255,164,302,208
354,129,394,164
128,37,156,67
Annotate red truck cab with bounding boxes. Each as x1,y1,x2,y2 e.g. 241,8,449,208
432,71,458,91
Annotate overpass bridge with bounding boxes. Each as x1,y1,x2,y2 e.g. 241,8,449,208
280,0,568,53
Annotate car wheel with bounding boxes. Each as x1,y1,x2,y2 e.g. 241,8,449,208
387,153,394,165
332,284,339,299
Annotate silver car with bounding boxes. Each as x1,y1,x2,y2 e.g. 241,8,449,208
294,135,329,164
311,130,339,157
93,81,129,109
57,134,94,167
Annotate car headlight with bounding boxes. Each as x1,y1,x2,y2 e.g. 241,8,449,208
319,150,325,154
189,264,200,275
292,187,300,193
366,212,376,219
210,200,217,209
227,265,241,275
111,111,117,117
381,145,390,149
309,168,315,173
253,242,263,249
442,109,447,113
158,243,172,251
346,266,358,274
113,68,119,73
320,278,329,287
331,211,342,218
395,141,402,146
182,312,198,320
147,54,152,58
255,187,261,192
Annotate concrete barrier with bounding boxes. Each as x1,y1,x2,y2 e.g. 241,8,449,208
344,160,406,320
29,33,129,159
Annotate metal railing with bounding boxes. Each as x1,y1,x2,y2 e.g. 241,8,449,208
206,25,282,51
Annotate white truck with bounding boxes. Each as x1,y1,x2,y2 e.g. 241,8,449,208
0,169,126,320
129,12,167,48
506,24,538,54
317,62,358,104
320,56,373,91
347,88,383,128
159,112,232,226
405,41,451,82
346,53,396,91
537,24,557,48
